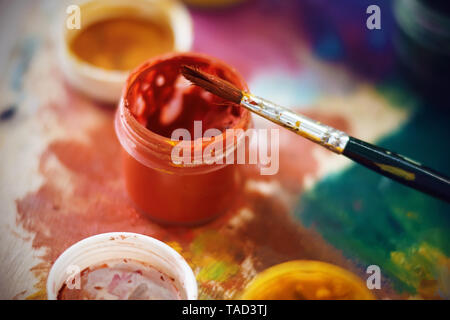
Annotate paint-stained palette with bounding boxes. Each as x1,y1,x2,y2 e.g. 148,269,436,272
0,0,449,300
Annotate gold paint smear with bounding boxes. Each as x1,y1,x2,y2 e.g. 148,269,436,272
375,163,415,181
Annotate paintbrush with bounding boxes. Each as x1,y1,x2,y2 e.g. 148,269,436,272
181,65,450,202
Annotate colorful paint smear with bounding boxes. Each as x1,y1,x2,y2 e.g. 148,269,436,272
3,0,449,301
297,101,450,298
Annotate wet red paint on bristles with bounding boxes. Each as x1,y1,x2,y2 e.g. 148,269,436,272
181,65,244,105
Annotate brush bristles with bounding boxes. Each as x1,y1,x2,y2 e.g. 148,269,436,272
181,65,244,104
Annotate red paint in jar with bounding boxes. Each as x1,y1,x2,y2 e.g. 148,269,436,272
115,53,251,225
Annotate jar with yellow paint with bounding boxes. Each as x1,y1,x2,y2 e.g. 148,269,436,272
58,0,192,103
242,260,375,300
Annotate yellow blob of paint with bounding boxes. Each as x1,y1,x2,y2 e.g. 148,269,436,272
70,17,174,71
242,260,375,300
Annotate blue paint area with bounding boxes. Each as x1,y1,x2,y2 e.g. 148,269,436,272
3,36,40,120
297,0,396,80
0,106,17,121
11,36,39,91
314,33,344,61
250,71,320,108
367,30,388,50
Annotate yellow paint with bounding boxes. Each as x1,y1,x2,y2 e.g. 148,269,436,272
166,241,183,254
297,131,322,143
26,290,47,300
406,211,418,219
189,231,244,294
241,260,375,300
197,259,240,282
70,17,174,71
390,243,449,298
375,163,415,181
152,167,175,175
167,139,179,147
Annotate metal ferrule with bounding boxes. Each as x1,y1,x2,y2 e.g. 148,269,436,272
241,93,350,154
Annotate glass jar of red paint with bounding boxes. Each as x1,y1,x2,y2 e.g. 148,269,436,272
115,53,251,225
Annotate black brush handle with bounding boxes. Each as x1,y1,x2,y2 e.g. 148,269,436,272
343,137,450,202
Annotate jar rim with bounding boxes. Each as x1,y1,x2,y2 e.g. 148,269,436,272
116,52,252,174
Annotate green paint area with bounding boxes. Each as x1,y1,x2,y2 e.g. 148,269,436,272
296,97,450,297
190,231,241,283
197,261,240,283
